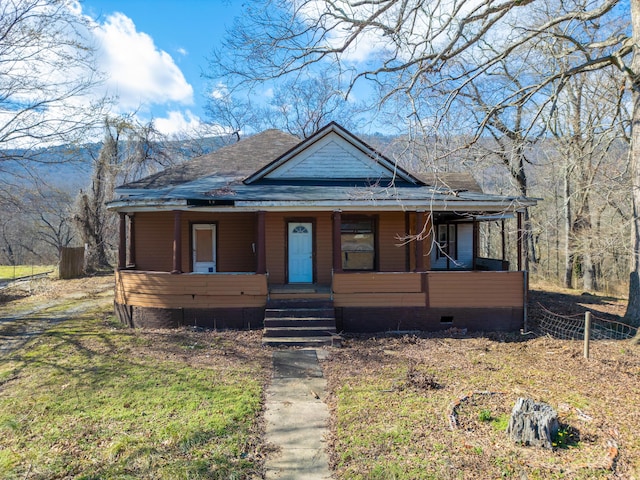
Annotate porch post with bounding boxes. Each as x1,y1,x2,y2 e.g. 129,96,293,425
172,210,182,274
332,210,342,273
472,219,479,270
501,219,506,262
415,211,425,272
127,214,136,267
256,210,266,274
517,211,523,271
118,212,126,270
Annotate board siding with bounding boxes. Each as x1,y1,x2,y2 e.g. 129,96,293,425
315,213,333,284
426,271,524,308
378,212,408,272
333,293,425,307
134,212,174,272
115,271,268,308
265,212,286,284
133,212,257,273
267,136,391,180
333,272,422,293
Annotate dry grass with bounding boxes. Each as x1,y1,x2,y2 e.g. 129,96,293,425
323,332,640,479
3,274,639,478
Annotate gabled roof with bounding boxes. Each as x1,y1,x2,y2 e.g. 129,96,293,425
110,122,537,213
118,129,301,190
244,122,420,185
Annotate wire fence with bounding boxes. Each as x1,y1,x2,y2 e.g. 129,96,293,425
536,303,637,340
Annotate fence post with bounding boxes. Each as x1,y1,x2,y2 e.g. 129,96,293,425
583,311,591,359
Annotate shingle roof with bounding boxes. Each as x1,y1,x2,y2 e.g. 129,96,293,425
117,127,483,194
109,125,539,212
415,172,482,193
118,129,301,190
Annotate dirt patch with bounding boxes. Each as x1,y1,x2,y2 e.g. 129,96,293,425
0,274,115,357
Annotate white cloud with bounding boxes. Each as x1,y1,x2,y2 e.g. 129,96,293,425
93,12,193,110
209,82,229,100
176,47,188,56
153,110,230,138
154,110,201,136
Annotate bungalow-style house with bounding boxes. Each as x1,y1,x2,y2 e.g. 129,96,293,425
108,122,536,343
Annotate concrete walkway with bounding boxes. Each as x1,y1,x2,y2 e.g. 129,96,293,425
264,349,333,480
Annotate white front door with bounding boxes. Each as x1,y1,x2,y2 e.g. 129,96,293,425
288,222,313,283
193,224,216,273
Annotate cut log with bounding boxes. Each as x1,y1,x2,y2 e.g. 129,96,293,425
507,397,559,449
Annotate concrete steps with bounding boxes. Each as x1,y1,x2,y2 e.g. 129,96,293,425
262,300,341,347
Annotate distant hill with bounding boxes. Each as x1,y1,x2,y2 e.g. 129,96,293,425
1,136,229,194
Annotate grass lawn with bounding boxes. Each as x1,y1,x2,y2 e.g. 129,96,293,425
0,305,270,479
324,333,640,479
0,265,55,281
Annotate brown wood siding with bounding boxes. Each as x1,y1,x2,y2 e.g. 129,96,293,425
184,212,256,272
426,271,524,308
133,212,256,273
423,213,433,271
332,271,523,309
314,213,332,284
334,293,426,307
265,212,286,283
115,270,268,308
333,272,422,293
134,212,174,271
408,212,433,271
377,212,409,272
333,272,425,307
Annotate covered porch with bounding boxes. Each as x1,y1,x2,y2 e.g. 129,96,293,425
114,269,526,332
113,208,528,332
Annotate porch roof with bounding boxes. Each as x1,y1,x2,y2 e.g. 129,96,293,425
108,177,535,212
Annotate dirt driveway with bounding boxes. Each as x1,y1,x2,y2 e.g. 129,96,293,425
0,275,114,356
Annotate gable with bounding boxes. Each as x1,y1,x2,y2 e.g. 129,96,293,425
265,135,392,181
244,122,419,185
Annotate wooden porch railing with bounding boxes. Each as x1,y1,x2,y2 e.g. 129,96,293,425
332,271,525,308
115,270,268,308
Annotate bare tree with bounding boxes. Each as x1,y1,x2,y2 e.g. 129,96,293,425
205,65,364,139
74,115,176,271
547,71,628,291
0,0,106,181
209,0,640,322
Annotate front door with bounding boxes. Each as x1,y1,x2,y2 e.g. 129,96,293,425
192,224,216,273
288,222,313,283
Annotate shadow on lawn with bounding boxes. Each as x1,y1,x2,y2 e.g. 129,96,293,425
528,288,626,324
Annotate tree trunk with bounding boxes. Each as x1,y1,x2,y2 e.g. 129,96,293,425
563,164,573,288
507,398,559,449
626,2,640,328
582,250,596,291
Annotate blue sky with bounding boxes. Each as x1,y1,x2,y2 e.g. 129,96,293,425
81,0,243,136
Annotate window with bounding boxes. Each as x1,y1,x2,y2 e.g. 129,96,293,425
341,217,375,270
436,224,457,260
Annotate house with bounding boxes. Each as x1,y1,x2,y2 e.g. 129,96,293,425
108,122,536,340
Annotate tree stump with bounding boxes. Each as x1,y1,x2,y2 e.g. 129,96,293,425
507,397,559,449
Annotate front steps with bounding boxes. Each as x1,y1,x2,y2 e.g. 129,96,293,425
262,299,341,347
